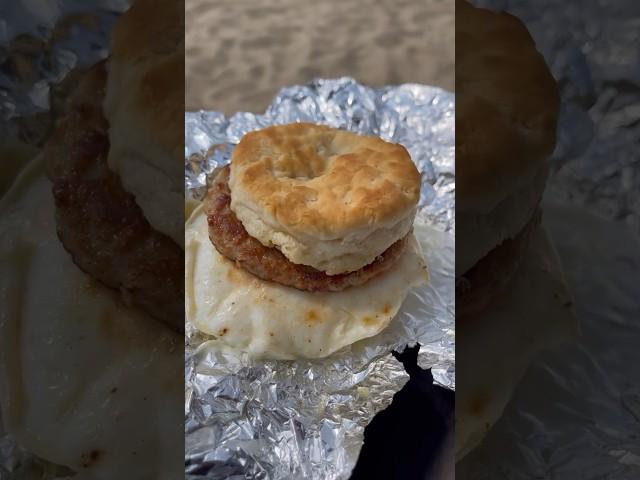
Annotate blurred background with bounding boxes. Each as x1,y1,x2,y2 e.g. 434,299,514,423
185,0,454,113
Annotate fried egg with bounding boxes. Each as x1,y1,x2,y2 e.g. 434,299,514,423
0,160,182,479
185,204,429,360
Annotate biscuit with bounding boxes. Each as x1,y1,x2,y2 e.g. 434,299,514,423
228,123,421,274
104,0,184,247
456,0,559,273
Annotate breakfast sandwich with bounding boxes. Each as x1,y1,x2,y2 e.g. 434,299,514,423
455,0,576,459
455,0,560,318
44,0,184,331
186,123,429,359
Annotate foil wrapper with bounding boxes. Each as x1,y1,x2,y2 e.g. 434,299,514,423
0,1,128,143
462,1,640,478
185,78,455,479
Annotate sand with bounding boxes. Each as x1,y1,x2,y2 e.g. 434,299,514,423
186,0,454,113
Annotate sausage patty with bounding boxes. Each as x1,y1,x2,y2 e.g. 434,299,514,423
204,165,409,292
456,209,541,319
44,62,184,332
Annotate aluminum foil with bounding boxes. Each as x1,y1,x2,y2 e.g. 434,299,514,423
185,78,455,479
461,1,640,478
0,1,128,143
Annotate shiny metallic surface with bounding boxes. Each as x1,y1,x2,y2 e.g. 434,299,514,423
0,1,128,141
185,78,455,479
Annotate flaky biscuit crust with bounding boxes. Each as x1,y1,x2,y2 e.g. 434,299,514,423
456,0,559,212
103,0,185,245
228,123,420,273
205,166,409,292
107,0,183,159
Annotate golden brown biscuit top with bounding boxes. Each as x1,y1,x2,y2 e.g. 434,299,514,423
108,0,184,159
456,0,559,212
229,123,421,239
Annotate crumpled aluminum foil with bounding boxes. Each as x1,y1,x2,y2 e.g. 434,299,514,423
185,78,455,479
0,1,128,143
461,1,640,478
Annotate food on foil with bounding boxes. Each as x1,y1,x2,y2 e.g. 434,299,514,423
186,123,429,359
455,0,575,459
0,163,183,480
455,226,576,460
184,80,454,479
456,0,559,309
1,0,184,478
43,0,183,331
45,62,183,332
204,165,410,292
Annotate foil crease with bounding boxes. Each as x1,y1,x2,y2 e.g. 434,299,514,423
185,78,455,479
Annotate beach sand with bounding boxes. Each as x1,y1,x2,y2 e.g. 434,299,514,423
186,0,454,113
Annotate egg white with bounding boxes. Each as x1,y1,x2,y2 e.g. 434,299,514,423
455,224,577,460
0,161,183,479
185,204,429,360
